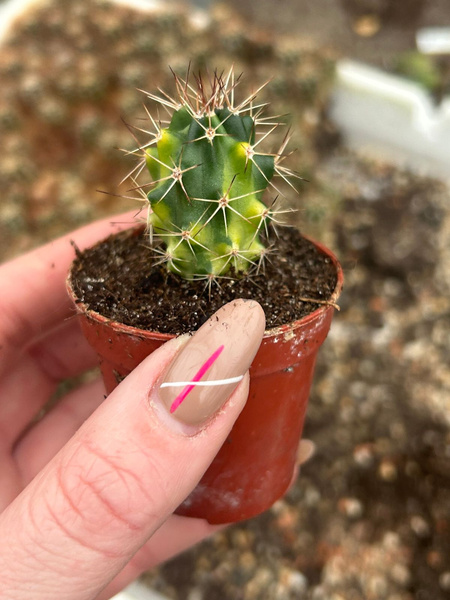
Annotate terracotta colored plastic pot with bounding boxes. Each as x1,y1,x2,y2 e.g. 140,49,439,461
67,231,343,524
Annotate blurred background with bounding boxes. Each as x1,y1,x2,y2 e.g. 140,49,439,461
0,1,449,599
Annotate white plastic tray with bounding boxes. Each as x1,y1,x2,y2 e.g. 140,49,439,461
112,581,170,600
329,59,450,181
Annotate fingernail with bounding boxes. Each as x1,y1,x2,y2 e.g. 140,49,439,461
159,299,265,426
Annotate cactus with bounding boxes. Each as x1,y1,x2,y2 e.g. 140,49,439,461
129,68,296,281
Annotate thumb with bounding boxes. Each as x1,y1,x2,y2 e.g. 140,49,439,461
0,299,265,600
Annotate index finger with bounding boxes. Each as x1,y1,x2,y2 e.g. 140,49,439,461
0,211,138,376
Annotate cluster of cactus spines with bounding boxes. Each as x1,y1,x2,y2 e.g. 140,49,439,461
127,67,298,282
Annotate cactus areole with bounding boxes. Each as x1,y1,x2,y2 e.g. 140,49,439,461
136,69,296,281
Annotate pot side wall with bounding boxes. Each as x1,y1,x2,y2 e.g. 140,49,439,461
75,295,336,523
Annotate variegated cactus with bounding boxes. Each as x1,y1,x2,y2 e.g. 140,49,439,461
129,68,296,281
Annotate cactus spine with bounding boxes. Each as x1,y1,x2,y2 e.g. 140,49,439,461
130,69,295,281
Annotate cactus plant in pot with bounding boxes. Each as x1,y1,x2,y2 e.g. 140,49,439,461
67,68,343,524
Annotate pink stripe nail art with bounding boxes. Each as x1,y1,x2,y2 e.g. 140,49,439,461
169,344,225,413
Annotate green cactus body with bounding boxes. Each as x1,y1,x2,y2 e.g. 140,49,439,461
135,71,294,280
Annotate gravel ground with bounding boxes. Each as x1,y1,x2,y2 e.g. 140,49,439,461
1,1,449,599
143,156,450,600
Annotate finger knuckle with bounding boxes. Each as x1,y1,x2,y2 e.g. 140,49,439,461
51,438,170,547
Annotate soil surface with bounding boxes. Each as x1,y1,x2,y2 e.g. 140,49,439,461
70,226,338,333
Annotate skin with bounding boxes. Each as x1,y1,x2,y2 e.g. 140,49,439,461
0,213,312,600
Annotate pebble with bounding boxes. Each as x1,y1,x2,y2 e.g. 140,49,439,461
231,528,253,550
286,570,308,593
276,567,309,596
410,515,431,538
383,532,401,550
426,550,444,569
238,551,257,575
390,563,411,587
353,443,375,468
439,572,450,591
303,484,321,507
245,567,273,596
338,497,364,519
367,575,388,596
378,458,398,482
311,586,326,600
405,460,421,478
275,505,299,530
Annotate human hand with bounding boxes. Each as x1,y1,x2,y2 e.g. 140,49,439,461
0,214,311,600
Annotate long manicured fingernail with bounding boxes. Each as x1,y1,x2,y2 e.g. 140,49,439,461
159,299,265,426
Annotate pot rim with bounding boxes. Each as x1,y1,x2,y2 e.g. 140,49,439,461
67,231,343,341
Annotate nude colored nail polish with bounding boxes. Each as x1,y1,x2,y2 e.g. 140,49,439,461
159,299,266,426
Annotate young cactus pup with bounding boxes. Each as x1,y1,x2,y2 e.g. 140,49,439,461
129,68,297,281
